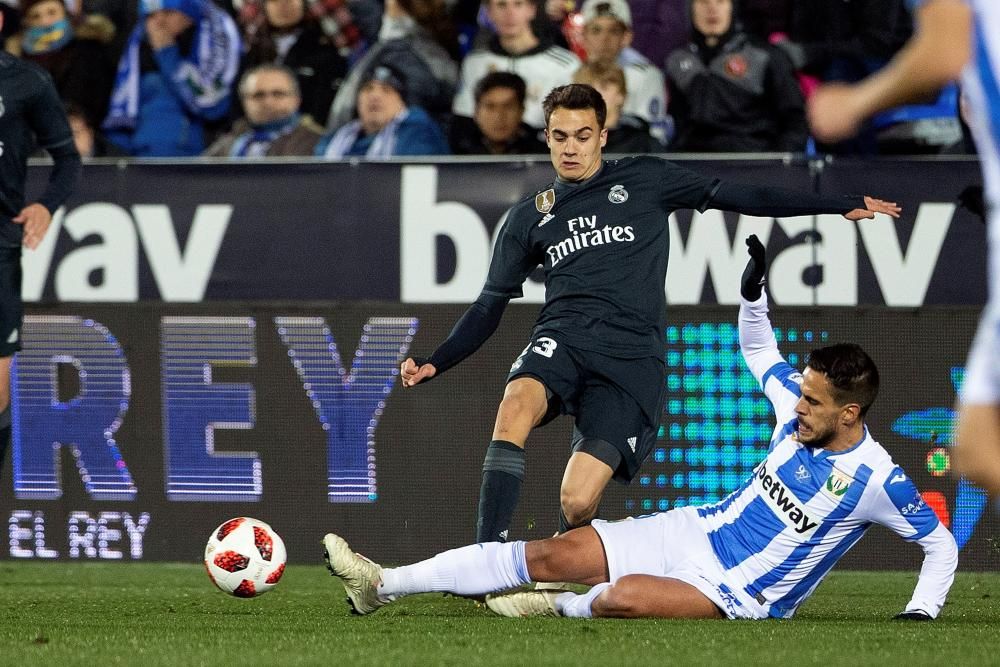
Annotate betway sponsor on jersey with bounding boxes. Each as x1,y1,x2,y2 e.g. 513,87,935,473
753,461,820,537
546,215,635,267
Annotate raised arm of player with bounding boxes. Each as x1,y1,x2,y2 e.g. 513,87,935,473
737,236,802,426
808,0,973,143
863,466,958,619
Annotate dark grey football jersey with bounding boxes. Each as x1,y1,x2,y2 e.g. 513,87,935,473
485,156,718,359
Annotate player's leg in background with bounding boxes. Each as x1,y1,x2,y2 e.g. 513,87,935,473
954,309,1000,496
589,575,724,619
955,403,1000,496
477,376,550,543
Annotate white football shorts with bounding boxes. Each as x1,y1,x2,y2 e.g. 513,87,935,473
591,506,767,619
961,302,1000,404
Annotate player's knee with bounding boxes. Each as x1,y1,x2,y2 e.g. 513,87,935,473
559,489,599,529
590,579,639,617
497,389,545,424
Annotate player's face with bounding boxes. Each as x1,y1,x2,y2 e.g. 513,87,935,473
691,0,732,40
794,368,852,448
545,107,607,181
582,16,630,65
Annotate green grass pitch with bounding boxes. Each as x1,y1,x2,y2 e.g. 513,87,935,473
0,562,997,666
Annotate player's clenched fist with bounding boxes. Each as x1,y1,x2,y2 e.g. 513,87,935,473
400,357,437,387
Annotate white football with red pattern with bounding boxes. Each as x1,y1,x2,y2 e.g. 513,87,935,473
204,517,287,598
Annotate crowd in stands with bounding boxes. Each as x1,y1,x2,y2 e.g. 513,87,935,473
0,0,972,159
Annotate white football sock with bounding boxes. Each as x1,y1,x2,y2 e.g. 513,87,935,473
556,582,612,618
378,541,530,601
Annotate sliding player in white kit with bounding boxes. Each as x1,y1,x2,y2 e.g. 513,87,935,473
323,237,958,620
808,0,1000,496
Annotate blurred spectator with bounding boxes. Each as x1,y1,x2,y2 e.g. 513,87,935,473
239,0,349,125
326,0,458,129
665,0,806,152
617,0,686,68
772,1,911,85
452,0,579,129
64,101,128,157
103,0,241,157
738,0,791,42
205,63,323,156
5,0,117,125
449,71,546,154
578,0,669,142
317,63,449,157
0,2,19,43
573,62,664,153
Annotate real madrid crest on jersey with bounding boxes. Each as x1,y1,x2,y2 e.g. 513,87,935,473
535,188,555,213
608,184,628,204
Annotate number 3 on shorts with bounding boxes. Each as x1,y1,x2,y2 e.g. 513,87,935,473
532,337,557,358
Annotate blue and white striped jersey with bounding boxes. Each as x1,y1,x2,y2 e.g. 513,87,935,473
690,294,958,619
960,0,1000,294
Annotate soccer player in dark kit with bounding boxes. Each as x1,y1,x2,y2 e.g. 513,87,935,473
0,11,81,468
400,83,900,544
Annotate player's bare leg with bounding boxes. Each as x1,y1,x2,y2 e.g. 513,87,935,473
955,402,1000,497
524,526,609,586
492,376,549,444
590,575,724,619
559,451,615,529
477,377,549,543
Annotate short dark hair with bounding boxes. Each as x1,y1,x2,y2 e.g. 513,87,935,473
805,344,880,416
542,84,607,129
474,71,528,107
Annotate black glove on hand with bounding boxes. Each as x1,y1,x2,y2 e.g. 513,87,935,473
958,184,986,222
893,610,933,621
741,234,767,301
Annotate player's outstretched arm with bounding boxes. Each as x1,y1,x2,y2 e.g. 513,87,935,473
707,182,901,221
399,291,510,387
808,0,972,143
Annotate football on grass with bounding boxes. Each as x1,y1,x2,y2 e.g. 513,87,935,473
204,517,287,598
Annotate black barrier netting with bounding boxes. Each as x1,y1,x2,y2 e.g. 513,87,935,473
1,303,996,571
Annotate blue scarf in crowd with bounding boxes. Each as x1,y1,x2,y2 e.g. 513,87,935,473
231,113,301,157
103,0,240,131
322,109,410,159
21,19,74,55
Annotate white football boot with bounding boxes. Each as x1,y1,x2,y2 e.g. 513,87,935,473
322,533,385,615
485,590,563,617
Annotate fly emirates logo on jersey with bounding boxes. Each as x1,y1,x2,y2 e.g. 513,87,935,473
545,215,636,267
753,460,821,537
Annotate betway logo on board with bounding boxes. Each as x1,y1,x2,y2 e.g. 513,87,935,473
399,165,955,306
22,203,231,302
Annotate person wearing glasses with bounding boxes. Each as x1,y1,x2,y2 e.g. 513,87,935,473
204,64,324,157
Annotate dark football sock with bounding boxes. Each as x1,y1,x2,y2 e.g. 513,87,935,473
558,509,594,534
476,440,525,543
